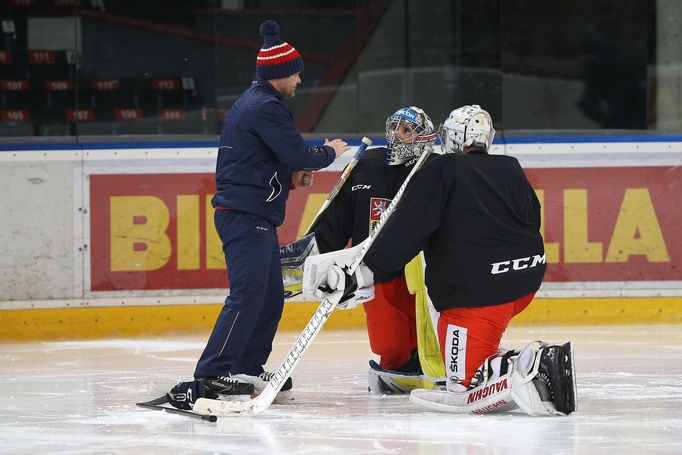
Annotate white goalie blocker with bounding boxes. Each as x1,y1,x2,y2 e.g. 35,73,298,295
410,341,577,417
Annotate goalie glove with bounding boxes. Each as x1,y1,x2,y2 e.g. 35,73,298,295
302,241,366,296
319,263,375,310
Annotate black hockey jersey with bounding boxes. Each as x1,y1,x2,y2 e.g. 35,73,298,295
364,151,546,311
313,147,415,253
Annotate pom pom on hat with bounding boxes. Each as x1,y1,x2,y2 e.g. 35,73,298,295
259,20,279,37
256,20,304,80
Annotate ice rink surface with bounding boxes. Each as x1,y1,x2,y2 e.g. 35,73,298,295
1,324,681,455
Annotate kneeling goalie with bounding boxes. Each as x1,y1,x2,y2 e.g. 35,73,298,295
304,105,576,416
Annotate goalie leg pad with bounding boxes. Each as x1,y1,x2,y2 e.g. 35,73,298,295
280,233,319,299
368,360,438,394
410,375,517,414
410,341,577,416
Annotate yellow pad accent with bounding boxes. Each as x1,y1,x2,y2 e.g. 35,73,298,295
282,267,304,298
393,375,440,391
405,254,446,379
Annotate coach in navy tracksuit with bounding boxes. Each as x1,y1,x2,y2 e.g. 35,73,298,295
194,20,348,394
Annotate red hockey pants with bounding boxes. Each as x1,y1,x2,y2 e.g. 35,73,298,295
437,292,535,387
363,273,416,370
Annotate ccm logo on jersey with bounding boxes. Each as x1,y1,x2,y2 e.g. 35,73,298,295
351,184,371,191
490,254,546,275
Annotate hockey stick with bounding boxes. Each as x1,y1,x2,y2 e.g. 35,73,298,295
137,396,217,422
193,145,435,417
303,137,372,236
283,137,371,299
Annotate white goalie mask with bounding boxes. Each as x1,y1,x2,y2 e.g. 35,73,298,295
439,105,495,154
385,106,437,165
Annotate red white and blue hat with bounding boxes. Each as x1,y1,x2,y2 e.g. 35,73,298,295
256,20,304,80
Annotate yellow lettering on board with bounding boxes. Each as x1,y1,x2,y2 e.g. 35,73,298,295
110,196,170,271
205,195,226,269
534,189,560,263
606,188,670,262
177,195,200,270
564,189,603,263
296,193,328,239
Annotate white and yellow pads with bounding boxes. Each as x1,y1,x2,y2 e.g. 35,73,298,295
410,341,577,416
368,360,439,394
280,233,319,299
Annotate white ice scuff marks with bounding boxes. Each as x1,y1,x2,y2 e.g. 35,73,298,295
2,327,682,454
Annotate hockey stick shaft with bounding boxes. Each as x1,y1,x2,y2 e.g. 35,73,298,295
303,137,372,236
193,146,434,417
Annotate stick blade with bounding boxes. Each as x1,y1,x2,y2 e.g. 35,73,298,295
193,397,256,416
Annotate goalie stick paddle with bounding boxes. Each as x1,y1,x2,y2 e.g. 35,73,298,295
137,395,218,422
192,145,435,418
303,136,372,236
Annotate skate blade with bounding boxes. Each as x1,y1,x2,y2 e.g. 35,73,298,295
565,341,578,413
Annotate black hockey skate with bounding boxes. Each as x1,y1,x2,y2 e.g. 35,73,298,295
532,341,577,415
200,376,256,397
232,371,292,391
232,371,294,403
138,377,254,419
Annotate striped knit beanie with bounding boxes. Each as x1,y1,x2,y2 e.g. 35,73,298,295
256,20,304,80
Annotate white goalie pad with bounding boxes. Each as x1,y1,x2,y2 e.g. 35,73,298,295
368,360,439,395
410,341,576,417
302,240,366,296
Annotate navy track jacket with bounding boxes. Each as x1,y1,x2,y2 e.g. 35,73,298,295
212,78,335,226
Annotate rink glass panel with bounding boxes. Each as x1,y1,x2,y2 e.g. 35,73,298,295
0,0,678,137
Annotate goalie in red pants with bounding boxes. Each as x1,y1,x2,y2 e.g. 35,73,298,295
308,105,577,416
282,106,440,393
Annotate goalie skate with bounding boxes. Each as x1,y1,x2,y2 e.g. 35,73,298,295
531,341,577,415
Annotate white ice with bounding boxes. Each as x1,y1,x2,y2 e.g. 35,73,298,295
1,325,681,455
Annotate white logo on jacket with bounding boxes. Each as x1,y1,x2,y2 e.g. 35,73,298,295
266,172,282,202
351,184,372,191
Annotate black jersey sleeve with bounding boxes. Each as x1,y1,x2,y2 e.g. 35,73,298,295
363,156,446,281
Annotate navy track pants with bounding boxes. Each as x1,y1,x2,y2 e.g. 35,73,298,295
194,209,284,377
